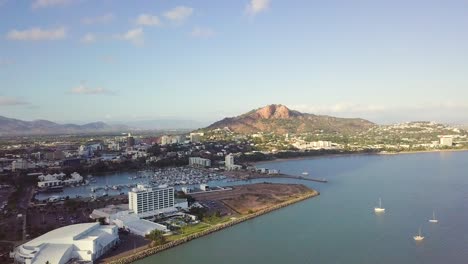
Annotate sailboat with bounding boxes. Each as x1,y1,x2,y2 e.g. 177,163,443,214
374,198,385,213
413,227,424,241
429,211,438,223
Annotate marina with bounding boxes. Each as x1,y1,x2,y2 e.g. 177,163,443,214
33,167,228,202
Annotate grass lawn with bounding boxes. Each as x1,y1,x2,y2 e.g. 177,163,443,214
167,222,212,241
166,217,233,241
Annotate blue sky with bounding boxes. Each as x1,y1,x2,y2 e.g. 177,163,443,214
1,0,468,125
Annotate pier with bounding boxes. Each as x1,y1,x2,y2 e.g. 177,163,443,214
278,174,328,183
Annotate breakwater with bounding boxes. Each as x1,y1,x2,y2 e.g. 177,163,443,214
105,190,319,264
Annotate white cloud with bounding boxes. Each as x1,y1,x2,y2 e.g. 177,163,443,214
81,13,114,25
69,84,115,95
80,33,96,44
246,0,270,15
0,96,30,106
135,14,161,26
164,6,193,23
32,0,71,9
116,28,144,45
191,26,215,38
6,27,66,41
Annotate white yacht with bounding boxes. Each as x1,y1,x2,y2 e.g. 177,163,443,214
413,227,424,241
429,211,438,223
374,198,385,213
302,172,309,176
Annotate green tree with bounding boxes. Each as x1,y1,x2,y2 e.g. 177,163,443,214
146,229,166,246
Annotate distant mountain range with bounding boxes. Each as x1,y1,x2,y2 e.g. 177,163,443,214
205,104,375,134
1,104,375,136
0,116,130,136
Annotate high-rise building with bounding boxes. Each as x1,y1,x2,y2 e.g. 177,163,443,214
225,154,235,169
190,132,204,143
160,135,170,145
128,184,175,214
127,133,135,147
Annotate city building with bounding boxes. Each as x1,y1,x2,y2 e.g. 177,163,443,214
189,132,204,143
113,213,169,236
128,184,175,215
189,157,211,167
292,140,332,150
225,154,241,170
225,153,234,169
11,223,118,264
440,136,453,146
89,205,169,236
12,159,33,171
45,150,66,161
160,135,171,145
127,133,135,147
37,172,83,188
181,187,192,194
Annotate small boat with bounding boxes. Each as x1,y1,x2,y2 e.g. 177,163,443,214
429,211,438,223
374,198,385,213
302,172,309,176
413,227,424,241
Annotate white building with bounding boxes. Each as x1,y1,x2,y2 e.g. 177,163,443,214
160,135,171,146
181,187,192,194
440,136,453,146
90,204,171,236
129,184,175,215
200,184,209,191
37,172,83,188
225,154,235,169
189,157,211,167
11,223,118,264
113,213,169,236
293,140,332,150
189,132,204,143
12,160,33,171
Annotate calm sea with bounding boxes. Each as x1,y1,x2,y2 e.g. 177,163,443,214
136,151,468,264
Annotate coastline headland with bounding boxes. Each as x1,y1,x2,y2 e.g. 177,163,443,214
105,186,318,264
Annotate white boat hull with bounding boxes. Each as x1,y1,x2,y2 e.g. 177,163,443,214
429,219,438,223
413,236,424,241
374,208,385,213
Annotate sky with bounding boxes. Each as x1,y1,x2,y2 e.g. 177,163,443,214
1,0,468,125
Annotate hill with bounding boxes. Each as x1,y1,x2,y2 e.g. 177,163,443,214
205,104,375,134
0,116,129,136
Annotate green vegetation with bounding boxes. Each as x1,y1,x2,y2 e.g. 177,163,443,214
167,222,211,241
146,229,166,246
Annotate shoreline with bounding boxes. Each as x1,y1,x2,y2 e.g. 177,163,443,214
252,148,468,165
105,189,319,264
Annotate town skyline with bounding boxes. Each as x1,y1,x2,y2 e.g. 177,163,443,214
2,0,468,124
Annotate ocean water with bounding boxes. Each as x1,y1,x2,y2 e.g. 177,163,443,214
136,151,468,264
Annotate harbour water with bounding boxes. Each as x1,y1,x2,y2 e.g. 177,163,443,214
135,151,468,264
34,168,227,201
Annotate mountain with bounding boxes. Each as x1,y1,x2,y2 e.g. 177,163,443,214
0,116,129,136
205,104,375,134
